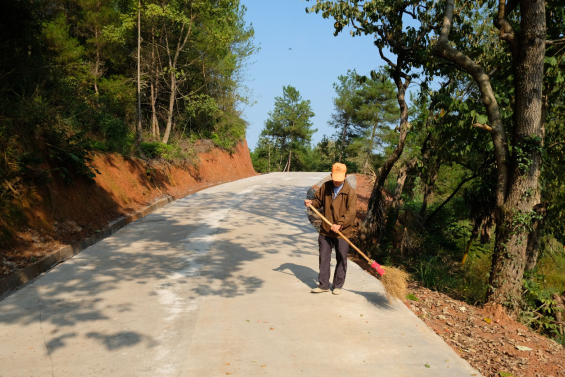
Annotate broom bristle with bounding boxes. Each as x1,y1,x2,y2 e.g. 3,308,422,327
380,266,409,303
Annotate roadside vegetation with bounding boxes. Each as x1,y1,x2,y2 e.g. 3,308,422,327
252,0,565,346
0,0,256,242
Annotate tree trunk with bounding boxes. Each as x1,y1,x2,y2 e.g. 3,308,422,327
161,19,193,144
363,122,378,175
525,216,544,272
93,0,101,96
136,0,142,148
339,117,348,163
162,71,176,144
462,221,481,265
285,135,294,172
434,0,510,209
150,28,159,138
487,0,546,312
268,142,271,173
150,82,159,138
391,158,417,214
360,67,411,249
384,157,418,241
420,162,439,218
434,0,545,314
94,28,100,95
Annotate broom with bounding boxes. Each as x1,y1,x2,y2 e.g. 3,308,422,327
308,204,408,302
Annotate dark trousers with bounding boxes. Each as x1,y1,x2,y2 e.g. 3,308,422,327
318,234,349,290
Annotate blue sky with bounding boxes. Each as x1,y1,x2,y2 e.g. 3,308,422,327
239,0,386,151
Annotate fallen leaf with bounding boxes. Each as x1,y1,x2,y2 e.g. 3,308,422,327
498,372,514,377
261,365,267,368
225,362,230,366
269,327,274,330
425,363,430,368
484,317,492,324
360,314,364,317
226,373,233,375
246,320,249,322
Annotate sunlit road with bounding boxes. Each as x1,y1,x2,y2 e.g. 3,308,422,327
0,173,480,376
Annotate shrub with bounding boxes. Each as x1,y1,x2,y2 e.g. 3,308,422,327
140,142,174,159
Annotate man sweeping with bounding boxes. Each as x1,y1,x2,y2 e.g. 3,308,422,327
304,163,357,295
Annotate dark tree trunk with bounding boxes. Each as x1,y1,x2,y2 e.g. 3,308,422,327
420,161,439,218
435,0,546,315
136,1,142,148
383,157,418,244
525,216,544,272
360,64,411,249
487,0,546,311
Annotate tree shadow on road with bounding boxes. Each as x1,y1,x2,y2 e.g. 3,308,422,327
0,175,331,359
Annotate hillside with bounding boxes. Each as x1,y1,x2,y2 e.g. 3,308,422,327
0,140,256,279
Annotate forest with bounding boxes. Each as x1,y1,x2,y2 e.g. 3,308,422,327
0,0,256,238
251,0,565,344
1,0,564,348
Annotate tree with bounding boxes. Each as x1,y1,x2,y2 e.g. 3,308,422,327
329,70,363,163
260,86,316,172
355,74,398,174
307,0,436,248
433,0,549,313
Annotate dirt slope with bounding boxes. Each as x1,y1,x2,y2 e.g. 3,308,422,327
351,174,565,377
1,140,256,276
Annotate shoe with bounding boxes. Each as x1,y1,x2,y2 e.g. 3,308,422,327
332,288,342,295
311,287,330,293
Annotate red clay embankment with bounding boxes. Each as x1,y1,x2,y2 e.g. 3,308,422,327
1,140,256,277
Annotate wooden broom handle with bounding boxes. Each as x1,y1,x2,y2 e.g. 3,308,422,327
307,204,372,264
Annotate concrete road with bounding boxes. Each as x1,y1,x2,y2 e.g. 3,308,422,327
0,173,480,377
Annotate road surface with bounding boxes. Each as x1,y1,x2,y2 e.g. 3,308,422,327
0,173,480,376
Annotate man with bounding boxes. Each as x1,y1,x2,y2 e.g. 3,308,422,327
304,163,357,295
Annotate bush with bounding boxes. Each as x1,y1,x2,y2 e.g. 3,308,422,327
140,142,174,159
100,116,134,154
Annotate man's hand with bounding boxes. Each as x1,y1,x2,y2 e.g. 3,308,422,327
304,199,312,207
331,224,342,233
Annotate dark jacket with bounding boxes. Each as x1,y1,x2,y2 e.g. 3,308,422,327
311,180,357,239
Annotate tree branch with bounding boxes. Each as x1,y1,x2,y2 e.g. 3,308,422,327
548,141,565,149
434,0,509,208
494,0,520,58
473,123,493,132
546,37,565,45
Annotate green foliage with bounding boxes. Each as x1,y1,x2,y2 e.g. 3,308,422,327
252,86,316,172
140,142,174,159
45,126,100,184
521,277,564,344
0,0,256,242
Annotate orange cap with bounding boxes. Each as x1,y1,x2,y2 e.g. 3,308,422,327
332,163,347,181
